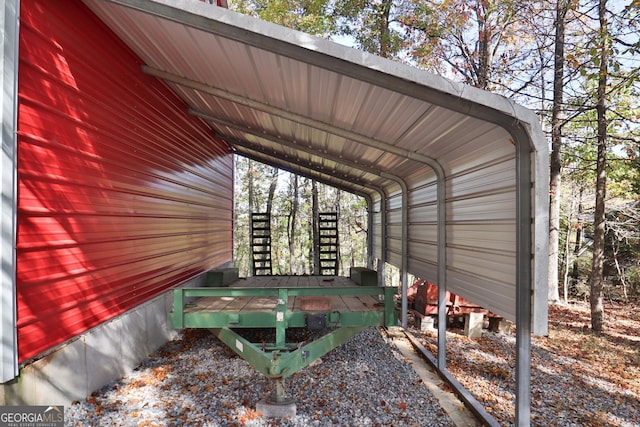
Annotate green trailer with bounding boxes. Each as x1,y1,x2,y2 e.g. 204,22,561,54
170,272,398,407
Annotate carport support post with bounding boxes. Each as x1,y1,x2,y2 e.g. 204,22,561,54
398,177,409,328
436,173,447,370
0,0,20,383
515,135,532,426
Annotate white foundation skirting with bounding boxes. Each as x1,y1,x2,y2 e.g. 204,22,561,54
1,273,206,406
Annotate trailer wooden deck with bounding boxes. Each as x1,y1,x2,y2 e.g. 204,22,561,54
184,275,383,315
171,274,396,330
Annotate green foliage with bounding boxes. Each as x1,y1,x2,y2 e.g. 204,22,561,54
396,0,542,91
333,0,406,58
231,0,336,35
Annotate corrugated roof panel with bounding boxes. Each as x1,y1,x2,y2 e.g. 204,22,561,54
347,89,412,140
327,76,377,128
401,112,473,151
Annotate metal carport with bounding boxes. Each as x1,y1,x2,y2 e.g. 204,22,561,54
8,0,549,424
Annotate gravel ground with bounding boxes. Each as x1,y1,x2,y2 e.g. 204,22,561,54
66,327,456,427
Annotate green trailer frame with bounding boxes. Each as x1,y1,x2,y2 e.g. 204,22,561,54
169,274,398,404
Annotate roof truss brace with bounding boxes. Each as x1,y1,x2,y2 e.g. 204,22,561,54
197,111,395,186
227,139,382,198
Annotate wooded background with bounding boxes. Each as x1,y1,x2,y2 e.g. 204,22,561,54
229,0,640,331
233,158,369,276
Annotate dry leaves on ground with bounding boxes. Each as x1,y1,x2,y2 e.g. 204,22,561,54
410,301,640,427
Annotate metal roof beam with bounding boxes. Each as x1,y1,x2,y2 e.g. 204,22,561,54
221,136,372,189
193,110,400,185
230,142,374,195
143,65,444,172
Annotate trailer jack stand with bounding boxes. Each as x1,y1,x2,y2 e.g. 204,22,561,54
267,377,294,405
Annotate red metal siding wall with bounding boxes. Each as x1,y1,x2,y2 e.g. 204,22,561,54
16,0,233,363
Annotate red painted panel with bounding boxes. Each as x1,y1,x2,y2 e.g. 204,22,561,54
17,0,233,362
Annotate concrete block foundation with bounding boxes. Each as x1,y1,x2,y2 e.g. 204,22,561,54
464,312,484,338
256,399,297,418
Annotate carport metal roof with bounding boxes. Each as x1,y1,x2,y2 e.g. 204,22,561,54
80,1,549,424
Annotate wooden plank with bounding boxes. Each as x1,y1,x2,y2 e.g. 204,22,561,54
332,295,352,312
226,277,252,288
340,294,370,312
297,296,332,311
224,296,255,312
288,276,300,288
242,296,278,312
318,276,338,288
356,294,382,311
265,276,285,288
291,295,301,311
186,296,236,312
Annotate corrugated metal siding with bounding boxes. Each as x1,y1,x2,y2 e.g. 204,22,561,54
444,136,517,319
407,170,439,283
385,190,403,268
371,199,383,263
16,0,233,362
404,131,518,319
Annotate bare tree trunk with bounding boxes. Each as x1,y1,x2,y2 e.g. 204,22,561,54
612,245,629,302
475,0,492,90
572,188,584,281
562,185,577,304
248,159,255,271
312,180,319,274
266,166,278,215
288,175,299,275
590,0,608,334
548,0,569,304
377,0,393,58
